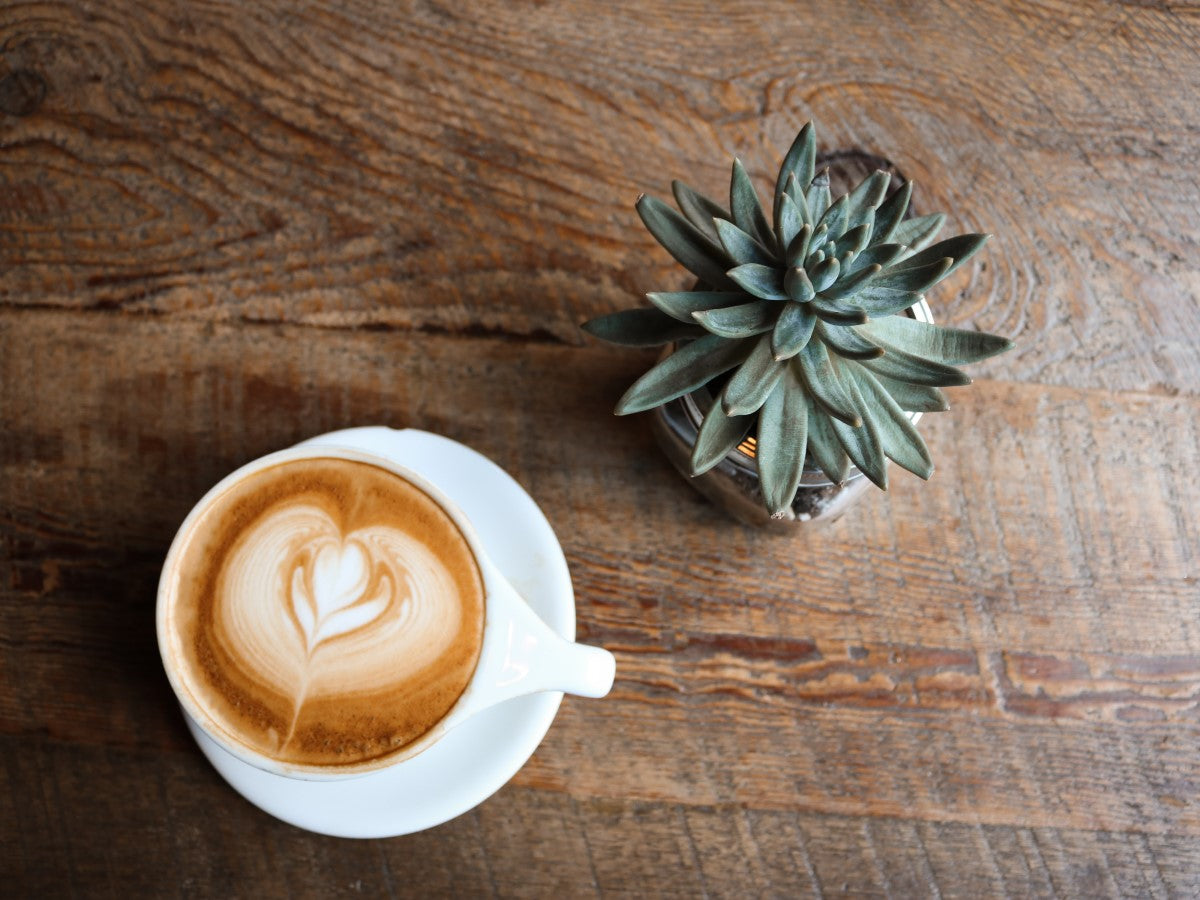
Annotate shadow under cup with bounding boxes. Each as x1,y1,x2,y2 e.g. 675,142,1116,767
158,447,504,780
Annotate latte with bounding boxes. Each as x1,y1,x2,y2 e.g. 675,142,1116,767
160,457,485,769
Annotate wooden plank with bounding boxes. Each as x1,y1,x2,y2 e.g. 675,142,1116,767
3,309,1199,838
5,737,1200,897
1,2,1197,394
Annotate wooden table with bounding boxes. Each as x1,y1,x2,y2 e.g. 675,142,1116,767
3,1,1198,895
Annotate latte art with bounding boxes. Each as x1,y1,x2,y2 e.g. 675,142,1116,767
163,458,485,768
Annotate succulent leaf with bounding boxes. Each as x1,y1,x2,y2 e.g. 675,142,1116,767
778,193,807,251
728,263,788,300
795,340,861,426
820,263,880,300
839,220,873,259
647,290,750,323
805,397,851,483
671,180,729,243
817,321,884,359
846,242,907,275
637,195,731,287
730,159,775,249
817,194,849,240
774,122,816,231
829,373,888,488
616,334,753,415
581,308,708,346
771,302,817,359
870,373,950,412
690,399,754,475
860,346,971,387
851,366,934,479
723,335,785,416
873,181,912,243
891,213,946,252
893,233,989,279
850,285,923,317
785,223,814,268
714,218,775,267
871,256,953,293
810,256,841,292
809,296,868,326
783,266,815,302
806,170,831,224
757,368,809,516
858,315,1014,364
693,301,778,338
845,171,890,231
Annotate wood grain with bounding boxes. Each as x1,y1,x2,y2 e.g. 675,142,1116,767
3,0,1200,895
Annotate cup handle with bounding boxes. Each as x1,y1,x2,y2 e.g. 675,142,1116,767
442,570,615,729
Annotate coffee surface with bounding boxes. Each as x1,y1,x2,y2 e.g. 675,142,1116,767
163,457,485,768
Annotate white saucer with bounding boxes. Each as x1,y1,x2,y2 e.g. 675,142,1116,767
184,427,574,838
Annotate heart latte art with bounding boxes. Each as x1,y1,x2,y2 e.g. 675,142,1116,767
163,458,485,768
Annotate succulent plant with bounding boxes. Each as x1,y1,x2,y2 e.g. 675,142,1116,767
583,122,1013,517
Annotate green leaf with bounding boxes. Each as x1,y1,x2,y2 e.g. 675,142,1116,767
820,263,880,300
728,263,787,300
647,290,750,323
845,171,889,231
850,366,934,479
757,369,809,516
806,398,850,483
581,308,708,347
637,195,731,287
692,301,778,338
806,169,831,224
860,346,972,387
690,398,754,475
795,339,861,426
850,285,922,317
869,372,950,412
872,257,952,293
810,256,841,292
890,213,946,252
616,334,753,415
846,242,906,275
817,194,849,240
872,181,911,243
778,193,807,252
817,321,883,359
858,315,1014,364
785,223,814,268
730,159,775,249
839,220,873,259
829,374,888,489
723,335,785,416
771,301,817,359
893,233,989,279
671,180,729,243
810,296,868,326
714,218,775,266
774,122,816,232
784,266,815,303
784,174,813,225
808,222,831,254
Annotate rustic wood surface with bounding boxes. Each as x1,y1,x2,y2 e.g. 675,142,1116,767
2,0,1199,896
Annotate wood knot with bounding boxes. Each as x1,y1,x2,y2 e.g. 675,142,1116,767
0,69,46,117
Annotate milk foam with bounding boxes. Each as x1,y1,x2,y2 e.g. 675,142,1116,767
167,457,485,768
219,505,463,743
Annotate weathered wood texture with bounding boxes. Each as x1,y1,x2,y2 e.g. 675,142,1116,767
2,0,1199,896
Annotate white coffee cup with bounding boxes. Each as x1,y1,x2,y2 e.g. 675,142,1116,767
157,443,615,781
